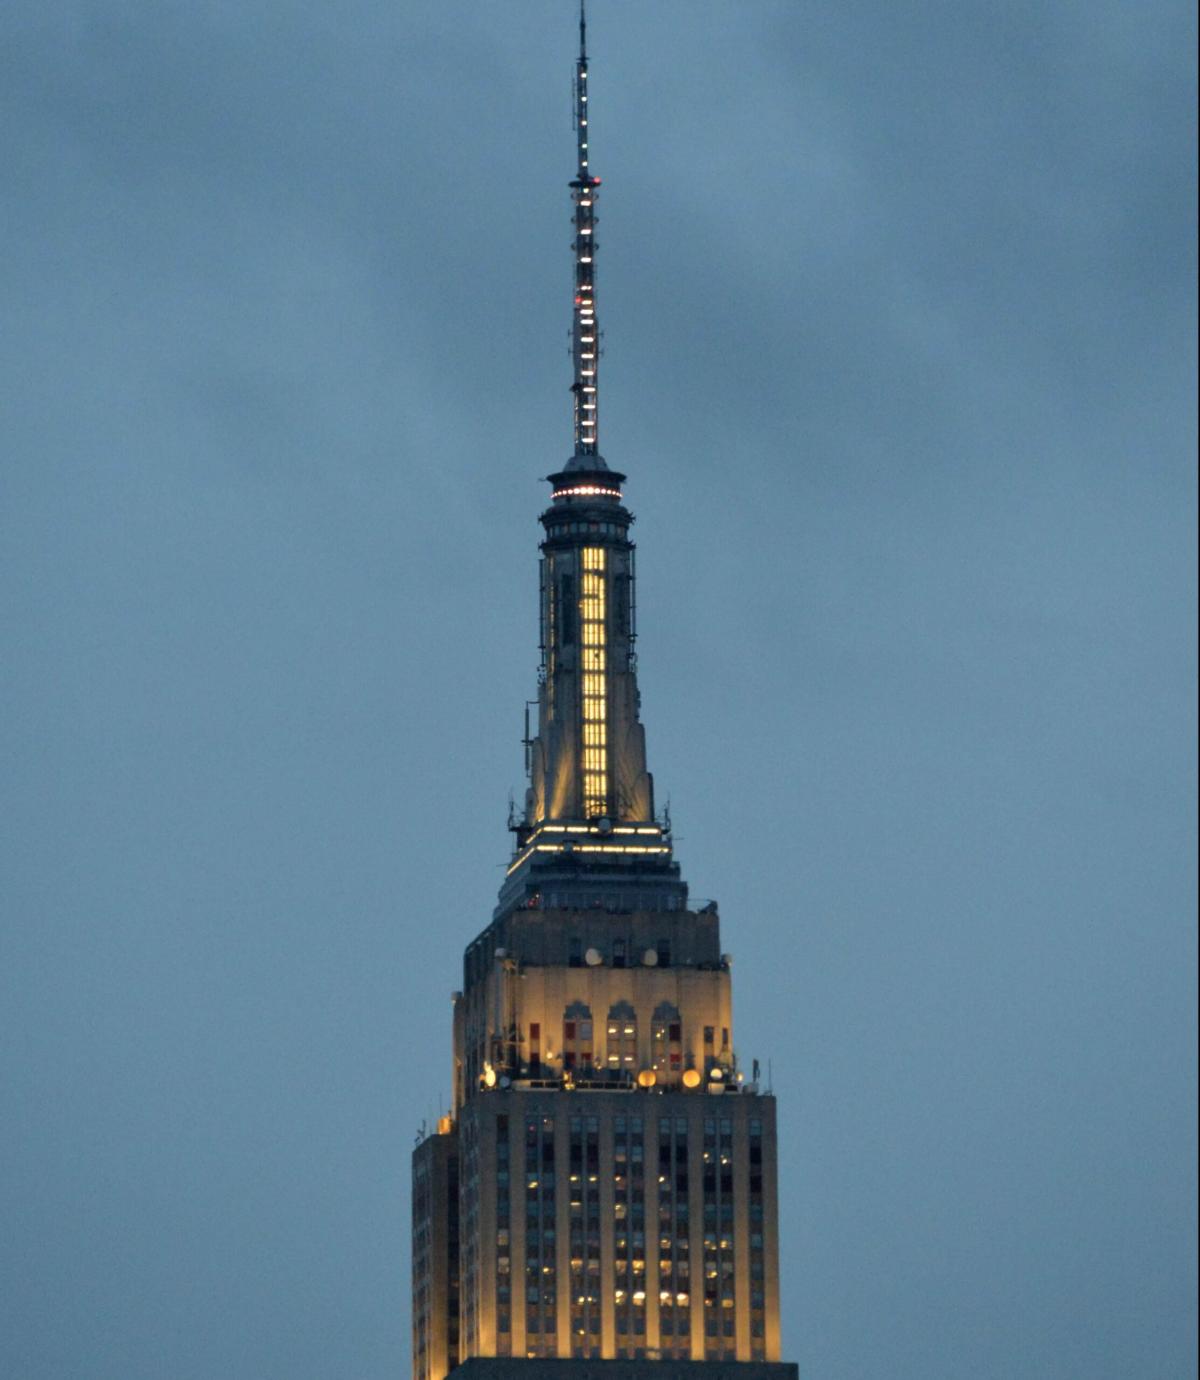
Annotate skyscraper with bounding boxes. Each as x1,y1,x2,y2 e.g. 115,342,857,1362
412,9,797,1378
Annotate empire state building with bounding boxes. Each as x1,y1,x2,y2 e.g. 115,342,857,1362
412,10,798,1378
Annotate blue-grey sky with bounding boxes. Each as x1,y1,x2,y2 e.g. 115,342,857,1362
2,3,1196,1378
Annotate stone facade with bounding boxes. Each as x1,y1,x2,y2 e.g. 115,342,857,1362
454,1361,799,1379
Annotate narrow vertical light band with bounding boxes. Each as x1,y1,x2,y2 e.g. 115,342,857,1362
580,546,608,817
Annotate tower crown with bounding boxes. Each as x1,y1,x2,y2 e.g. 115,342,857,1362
502,3,667,921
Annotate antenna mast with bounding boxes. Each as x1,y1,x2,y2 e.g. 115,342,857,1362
570,0,601,457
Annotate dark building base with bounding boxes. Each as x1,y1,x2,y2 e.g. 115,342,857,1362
453,1362,798,1379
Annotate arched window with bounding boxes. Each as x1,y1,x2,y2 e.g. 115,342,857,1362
606,1001,638,1069
563,1001,593,1070
651,1002,683,1074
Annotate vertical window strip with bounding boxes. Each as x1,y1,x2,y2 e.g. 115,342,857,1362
749,1119,766,1360
569,1115,602,1357
613,1115,646,1357
461,1120,479,1359
701,1117,737,1359
654,1116,690,1360
496,1116,511,1354
579,547,608,817
525,1116,557,1357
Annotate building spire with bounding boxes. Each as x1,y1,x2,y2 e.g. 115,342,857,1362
569,0,602,461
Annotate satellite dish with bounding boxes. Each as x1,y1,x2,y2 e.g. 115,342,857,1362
499,1075,511,1089
596,816,613,835
642,948,658,966
585,947,603,966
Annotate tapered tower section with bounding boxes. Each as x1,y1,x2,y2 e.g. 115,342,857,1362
524,470,651,834
411,9,797,1379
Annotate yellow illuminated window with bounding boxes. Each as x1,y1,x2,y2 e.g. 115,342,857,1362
580,547,607,818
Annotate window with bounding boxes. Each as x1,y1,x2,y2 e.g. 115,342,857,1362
651,1002,683,1077
607,1001,638,1069
563,1002,593,1070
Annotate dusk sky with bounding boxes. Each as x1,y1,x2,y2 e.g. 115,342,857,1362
2,3,1196,1378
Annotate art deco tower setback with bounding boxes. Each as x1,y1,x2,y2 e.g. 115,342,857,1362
412,10,797,1378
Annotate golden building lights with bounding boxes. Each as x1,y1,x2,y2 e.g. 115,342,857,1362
580,546,608,819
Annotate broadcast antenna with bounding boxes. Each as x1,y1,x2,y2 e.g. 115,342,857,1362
569,0,602,458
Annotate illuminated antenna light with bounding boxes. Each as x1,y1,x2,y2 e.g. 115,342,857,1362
568,0,603,458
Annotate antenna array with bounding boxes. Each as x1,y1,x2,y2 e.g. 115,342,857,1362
569,1,601,457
